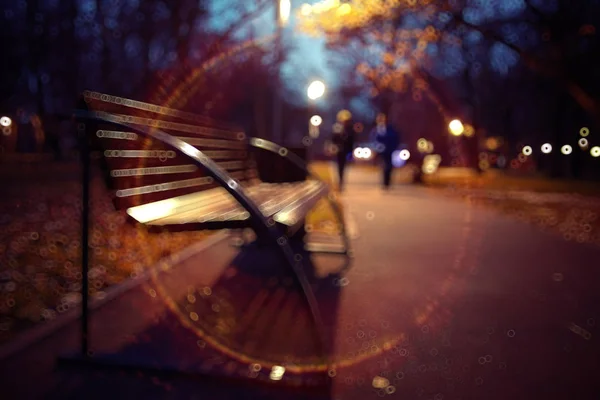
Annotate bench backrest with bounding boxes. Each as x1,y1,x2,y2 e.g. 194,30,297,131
80,91,260,211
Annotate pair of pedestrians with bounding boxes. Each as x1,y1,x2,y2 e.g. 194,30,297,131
332,113,400,191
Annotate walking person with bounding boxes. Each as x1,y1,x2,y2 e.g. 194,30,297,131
332,111,356,191
374,114,400,190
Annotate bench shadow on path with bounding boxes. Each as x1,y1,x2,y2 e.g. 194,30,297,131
54,238,347,400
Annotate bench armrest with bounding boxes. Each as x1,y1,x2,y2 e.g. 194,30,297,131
248,137,350,253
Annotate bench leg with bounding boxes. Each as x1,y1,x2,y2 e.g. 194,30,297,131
276,238,330,362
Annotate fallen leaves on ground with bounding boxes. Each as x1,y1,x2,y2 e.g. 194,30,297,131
443,187,600,247
0,177,209,345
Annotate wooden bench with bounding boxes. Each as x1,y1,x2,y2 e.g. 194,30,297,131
75,91,350,356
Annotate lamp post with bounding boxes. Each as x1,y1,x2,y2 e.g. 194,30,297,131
306,80,325,146
273,0,291,145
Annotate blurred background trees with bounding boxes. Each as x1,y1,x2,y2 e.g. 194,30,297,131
297,0,600,179
1,0,599,179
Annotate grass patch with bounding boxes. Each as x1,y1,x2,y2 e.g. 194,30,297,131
425,170,600,197
442,187,600,247
305,162,345,234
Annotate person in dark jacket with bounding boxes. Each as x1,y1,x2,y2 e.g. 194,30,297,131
332,115,356,191
374,116,400,189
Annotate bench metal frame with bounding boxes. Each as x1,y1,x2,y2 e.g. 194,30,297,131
60,109,351,388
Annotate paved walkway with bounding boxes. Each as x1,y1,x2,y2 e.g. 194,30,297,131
2,166,600,399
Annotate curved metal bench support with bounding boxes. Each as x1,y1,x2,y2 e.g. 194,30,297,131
74,110,330,364
249,137,352,257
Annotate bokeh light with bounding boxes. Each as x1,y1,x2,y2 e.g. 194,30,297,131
0,116,12,127
561,145,572,155
353,147,372,160
591,146,600,158
391,150,408,167
279,0,291,25
310,115,322,126
580,127,590,137
307,80,326,100
417,138,428,152
541,143,552,154
422,154,442,174
522,145,532,156
336,109,351,122
300,3,312,16
448,119,464,136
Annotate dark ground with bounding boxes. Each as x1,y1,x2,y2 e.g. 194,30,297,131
2,165,600,399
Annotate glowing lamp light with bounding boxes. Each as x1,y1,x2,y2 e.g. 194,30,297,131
448,119,464,136
426,141,434,153
310,115,322,126
580,127,590,137
541,143,552,154
399,149,410,160
522,145,532,156
336,109,351,122
300,3,312,15
391,150,407,167
463,124,475,137
307,80,325,100
353,147,372,160
497,155,506,168
579,138,589,148
591,146,600,158
337,3,351,15
417,138,428,152
279,0,291,25
270,365,285,381
0,116,11,127
561,145,572,155
422,154,442,174
486,137,499,151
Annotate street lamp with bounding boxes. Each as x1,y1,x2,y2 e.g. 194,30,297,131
279,0,291,24
272,0,291,145
448,119,464,136
307,80,326,100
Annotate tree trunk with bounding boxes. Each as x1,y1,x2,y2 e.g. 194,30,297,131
27,0,45,116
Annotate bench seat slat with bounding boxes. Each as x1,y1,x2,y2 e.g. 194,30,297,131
82,92,331,238
126,181,326,228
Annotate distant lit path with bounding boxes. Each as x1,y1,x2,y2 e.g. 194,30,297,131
327,166,600,399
